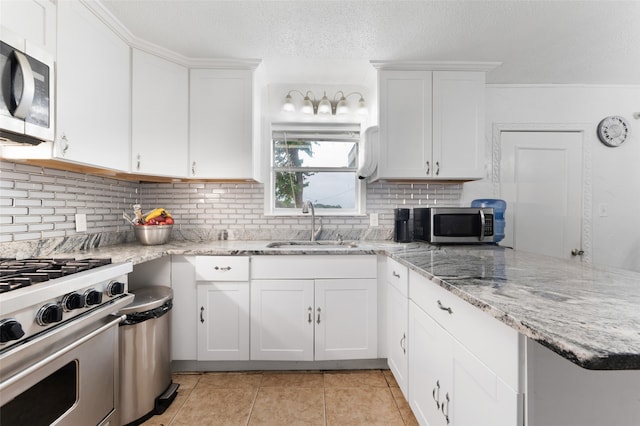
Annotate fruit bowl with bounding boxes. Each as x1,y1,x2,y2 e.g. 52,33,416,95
134,224,173,245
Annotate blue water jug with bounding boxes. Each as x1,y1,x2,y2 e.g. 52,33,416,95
471,199,506,243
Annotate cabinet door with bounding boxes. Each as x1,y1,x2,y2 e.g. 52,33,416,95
1,0,56,56
314,279,378,361
189,68,253,179
56,0,130,171
408,301,450,426
387,283,409,397
170,255,197,360
432,71,485,179
250,279,314,361
131,49,188,177
378,70,433,179
197,283,249,361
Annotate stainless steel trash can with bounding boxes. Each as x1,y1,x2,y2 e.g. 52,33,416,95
118,286,179,425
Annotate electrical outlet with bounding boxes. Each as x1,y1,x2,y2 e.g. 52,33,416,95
75,213,87,232
369,213,379,227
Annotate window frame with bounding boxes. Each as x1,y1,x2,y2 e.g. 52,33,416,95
267,122,366,216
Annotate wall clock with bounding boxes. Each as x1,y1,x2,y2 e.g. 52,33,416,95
597,115,630,147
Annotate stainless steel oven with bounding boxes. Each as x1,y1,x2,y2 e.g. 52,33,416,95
0,258,133,426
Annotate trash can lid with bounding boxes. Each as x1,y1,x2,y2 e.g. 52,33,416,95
119,286,173,314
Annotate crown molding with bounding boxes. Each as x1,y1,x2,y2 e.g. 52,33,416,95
83,0,261,70
370,60,502,72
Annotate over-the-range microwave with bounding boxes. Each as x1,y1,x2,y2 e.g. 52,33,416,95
0,29,54,145
413,207,495,244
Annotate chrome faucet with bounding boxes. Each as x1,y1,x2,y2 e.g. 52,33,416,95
302,200,322,241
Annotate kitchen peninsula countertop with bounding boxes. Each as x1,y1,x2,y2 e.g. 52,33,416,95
63,240,640,370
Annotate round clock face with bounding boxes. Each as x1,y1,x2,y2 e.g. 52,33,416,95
597,116,630,147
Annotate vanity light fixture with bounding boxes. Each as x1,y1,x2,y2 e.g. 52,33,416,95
282,90,367,116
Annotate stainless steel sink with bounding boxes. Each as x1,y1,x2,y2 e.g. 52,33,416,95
265,241,359,249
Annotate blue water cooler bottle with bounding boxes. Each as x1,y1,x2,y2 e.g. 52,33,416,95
471,199,506,243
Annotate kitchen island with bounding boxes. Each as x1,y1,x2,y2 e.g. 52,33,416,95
51,239,640,371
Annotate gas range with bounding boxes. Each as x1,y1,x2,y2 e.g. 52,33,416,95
0,257,133,350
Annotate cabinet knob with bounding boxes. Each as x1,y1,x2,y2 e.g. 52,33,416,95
571,249,584,256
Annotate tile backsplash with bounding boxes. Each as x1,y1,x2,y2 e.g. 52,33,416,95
0,160,462,244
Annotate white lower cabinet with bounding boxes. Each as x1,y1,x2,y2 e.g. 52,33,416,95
250,255,378,362
385,257,409,398
197,283,249,361
250,278,378,361
195,256,250,361
408,271,521,426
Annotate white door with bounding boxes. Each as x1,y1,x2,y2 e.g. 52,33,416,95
250,279,314,361
197,283,249,361
387,283,409,397
500,131,583,260
314,279,378,361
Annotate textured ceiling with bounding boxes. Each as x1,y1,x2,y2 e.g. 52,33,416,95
100,0,640,84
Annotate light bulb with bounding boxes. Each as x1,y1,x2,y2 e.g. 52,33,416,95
301,96,314,114
336,96,349,115
317,92,332,115
357,97,368,115
282,94,295,113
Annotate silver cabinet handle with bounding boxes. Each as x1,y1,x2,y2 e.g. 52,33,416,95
60,134,69,155
432,380,441,409
435,161,440,176
426,161,430,175
10,50,35,119
200,306,205,323
400,333,406,354
308,306,313,324
571,249,585,256
442,392,450,424
192,161,196,175
214,266,232,271
316,307,321,324
136,154,141,171
392,271,400,279
437,300,453,314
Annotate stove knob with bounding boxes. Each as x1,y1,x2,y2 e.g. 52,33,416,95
106,281,125,297
0,319,25,343
62,292,86,311
36,304,63,326
84,289,103,306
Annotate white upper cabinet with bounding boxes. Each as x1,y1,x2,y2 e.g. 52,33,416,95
373,62,497,181
55,0,130,171
0,0,56,56
131,49,188,177
189,68,254,179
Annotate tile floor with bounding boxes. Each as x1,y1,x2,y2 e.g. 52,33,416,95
141,369,419,425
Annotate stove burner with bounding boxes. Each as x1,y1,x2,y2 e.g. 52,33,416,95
0,258,112,293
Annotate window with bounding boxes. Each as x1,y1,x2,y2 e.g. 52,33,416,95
270,123,364,215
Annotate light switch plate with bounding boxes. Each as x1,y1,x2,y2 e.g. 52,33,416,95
369,213,379,227
75,213,87,232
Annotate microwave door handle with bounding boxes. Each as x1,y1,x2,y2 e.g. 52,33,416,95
478,210,485,241
11,50,36,120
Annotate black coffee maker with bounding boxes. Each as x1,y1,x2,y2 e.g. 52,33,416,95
393,208,411,243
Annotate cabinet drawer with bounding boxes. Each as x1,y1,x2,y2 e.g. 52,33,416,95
409,269,519,390
195,256,249,281
385,257,408,296
251,255,376,279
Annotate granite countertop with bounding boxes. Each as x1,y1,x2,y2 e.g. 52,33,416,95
52,240,640,370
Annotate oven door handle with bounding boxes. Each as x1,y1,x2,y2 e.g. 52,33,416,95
478,209,486,241
0,314,125,393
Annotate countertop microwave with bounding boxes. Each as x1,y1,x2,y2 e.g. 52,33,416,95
413,207,495,244
0,29,54,145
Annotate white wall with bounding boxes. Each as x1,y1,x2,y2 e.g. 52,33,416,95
464,85,640,272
